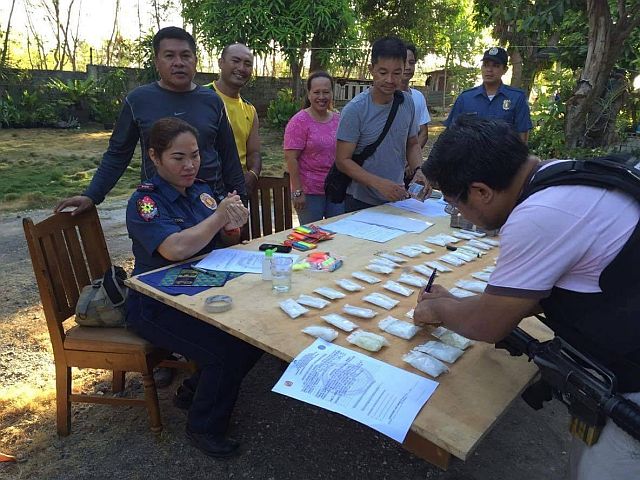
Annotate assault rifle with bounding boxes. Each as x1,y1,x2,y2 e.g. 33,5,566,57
495,326,640,445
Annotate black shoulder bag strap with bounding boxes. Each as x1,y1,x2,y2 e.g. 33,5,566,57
352,90,404,166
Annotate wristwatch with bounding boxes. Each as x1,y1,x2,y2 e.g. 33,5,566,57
292,189,303,198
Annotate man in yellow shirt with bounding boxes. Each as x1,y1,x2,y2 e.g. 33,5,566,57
209,43,262,194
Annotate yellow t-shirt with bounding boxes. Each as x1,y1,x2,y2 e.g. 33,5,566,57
210,82,256,166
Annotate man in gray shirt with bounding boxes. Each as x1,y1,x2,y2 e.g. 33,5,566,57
336,36,425,212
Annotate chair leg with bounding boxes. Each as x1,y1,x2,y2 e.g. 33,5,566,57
142,373,163,434
55,364,71,436
112,370,126,393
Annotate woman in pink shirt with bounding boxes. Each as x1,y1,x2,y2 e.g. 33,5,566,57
284,71,343,225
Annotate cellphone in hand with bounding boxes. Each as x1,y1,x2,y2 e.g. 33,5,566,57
407,182,425,199
258,243,292,253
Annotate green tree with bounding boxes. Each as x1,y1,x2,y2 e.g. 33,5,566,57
182,0,357,99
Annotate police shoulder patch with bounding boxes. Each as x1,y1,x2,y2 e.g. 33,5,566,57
136,195,159,221
137,182,156,192
200,192,217,210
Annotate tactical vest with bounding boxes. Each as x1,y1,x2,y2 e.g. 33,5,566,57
518,156,640,393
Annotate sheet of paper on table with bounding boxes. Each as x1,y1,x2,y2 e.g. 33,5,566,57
322,217,406,243
272,339,439,442
388,198,449,218
194,248,299,273
349,210,434,233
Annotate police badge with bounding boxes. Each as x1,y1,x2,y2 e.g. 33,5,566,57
488,47,499,55
503,99,511,110
200,192,217,210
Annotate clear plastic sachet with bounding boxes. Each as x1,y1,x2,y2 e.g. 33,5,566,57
402,351,449,378
296,294,330,309
336,278,365,292
370,257,401,268
414,340,464,363
301,325,339,342
377,252,407,263
455,279,488,293
413,264,435,277
378,315,420,340
480,238,500,247
471,271,492,282
398,273,429,288
467,239,492,250
347,330,390,352
366,263,394,275
483,265,496,273
426,261,452,273
313,286,346,300
460,229,485,238
450,250,477,262
279,299,309,319
363,292,399,310
394,246,421,258
383,280,414,297
424,235,447,247
342,304,377,318
439,254,466,267
451,231,475,240
321,313,359,332
449,287,476,298
352,271,382,284
431,326,474,350
405,244,434,254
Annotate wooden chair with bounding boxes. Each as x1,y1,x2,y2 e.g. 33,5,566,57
23,207,168,436
244,173,293,241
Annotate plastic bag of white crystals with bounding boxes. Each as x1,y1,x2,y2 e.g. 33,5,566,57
346,330,389,352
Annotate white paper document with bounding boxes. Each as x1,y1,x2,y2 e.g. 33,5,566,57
388,198,449,218
194,248,298,273
272,339,439,442
349,210,433,233
322,218,406,243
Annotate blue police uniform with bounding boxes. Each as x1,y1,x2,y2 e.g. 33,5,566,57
125,174,262,438
444,83,533,133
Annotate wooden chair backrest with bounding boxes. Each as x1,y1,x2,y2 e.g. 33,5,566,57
245,173,293,241
23,207,111,354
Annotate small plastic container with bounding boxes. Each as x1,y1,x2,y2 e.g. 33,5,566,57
262,248,275,281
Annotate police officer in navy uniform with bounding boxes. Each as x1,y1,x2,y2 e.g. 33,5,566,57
444,47,533,142
126,117,262,458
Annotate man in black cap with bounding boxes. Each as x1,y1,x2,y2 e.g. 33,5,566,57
444,47,532,142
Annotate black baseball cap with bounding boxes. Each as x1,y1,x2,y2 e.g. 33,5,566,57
482,47,508,66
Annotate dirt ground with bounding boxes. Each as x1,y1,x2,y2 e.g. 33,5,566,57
0,197,575,480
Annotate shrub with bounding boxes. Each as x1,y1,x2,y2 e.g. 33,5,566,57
266,89,299,128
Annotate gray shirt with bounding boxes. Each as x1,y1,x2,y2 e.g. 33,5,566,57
337,89,418,205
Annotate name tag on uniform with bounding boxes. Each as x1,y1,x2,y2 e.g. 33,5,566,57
173,218,184,224
503,99,511,110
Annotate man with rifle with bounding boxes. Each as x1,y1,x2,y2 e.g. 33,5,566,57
414,115,640,479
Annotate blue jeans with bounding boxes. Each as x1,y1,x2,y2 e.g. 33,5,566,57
126,292,262,436
296,194,345,225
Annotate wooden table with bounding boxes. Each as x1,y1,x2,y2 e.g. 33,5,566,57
127,205,551,469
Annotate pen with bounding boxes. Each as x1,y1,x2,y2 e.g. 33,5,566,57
425,269,437,293
191,264,213,275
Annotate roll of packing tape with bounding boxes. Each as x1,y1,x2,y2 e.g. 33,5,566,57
204,295,233,313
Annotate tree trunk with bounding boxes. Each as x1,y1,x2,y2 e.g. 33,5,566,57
289,49,305,101
564,0,615,148
509,48,523,89
0,0,17,67
309,34,328,72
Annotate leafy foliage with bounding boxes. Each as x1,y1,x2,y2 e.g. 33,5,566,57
266,88,299,128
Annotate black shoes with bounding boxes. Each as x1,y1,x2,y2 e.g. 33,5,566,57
173,383,194,410
186,429,240,458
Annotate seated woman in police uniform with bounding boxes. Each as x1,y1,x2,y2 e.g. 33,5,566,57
126,117,262,458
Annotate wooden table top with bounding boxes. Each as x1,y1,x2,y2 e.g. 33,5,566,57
127,204,551,461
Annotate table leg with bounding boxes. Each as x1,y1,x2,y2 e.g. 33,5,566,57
402,430,451,470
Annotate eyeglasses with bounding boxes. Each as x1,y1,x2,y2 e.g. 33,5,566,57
443,191,464,215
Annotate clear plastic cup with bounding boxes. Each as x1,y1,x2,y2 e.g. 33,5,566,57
270,256,293,293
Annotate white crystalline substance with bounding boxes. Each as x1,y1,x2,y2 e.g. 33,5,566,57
460,229,486,238
370,257,401,268
414,340,464,363
424,235,447,247
279,299,309,319
413,264,435,277
451,231,475,240
366,263,394,274
296,294,330,309
347,330,390,352
426,261,452,273
483,265,496,273
431,326,474,349
450,250,476,262
403,351,449,377
449,287,477,298
301,325,339,342
395,246,421,258
398,273,429,288
439,254,466,267
363,292,400,310
378,252,407,263
321,313,359,332
342,304,377,318
481,238,500,247
352,271,382,284
378,316,420,340
468,239,492,250
458,245,484,256
437,234,460,244
383,280,414,297
405,308,415,319
405,244,435,254
313,287,346,299
455,279,488,293
336,278,365,292
471,271,492,282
